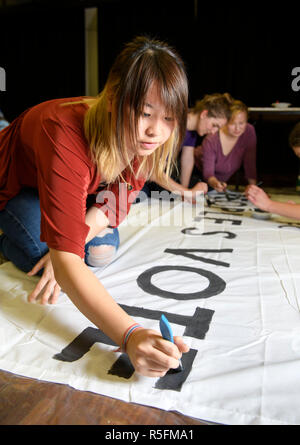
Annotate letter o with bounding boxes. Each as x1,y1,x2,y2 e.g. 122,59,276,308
137,265,226,300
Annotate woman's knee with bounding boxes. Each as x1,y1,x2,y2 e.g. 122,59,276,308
85,244,117,267
84,227,119,267
0,232,45,273
0,188,47,260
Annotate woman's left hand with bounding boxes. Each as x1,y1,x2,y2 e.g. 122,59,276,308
245,184,272,211
27,252,61,305
192,181,208,195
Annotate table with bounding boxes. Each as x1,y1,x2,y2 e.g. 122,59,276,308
249,107,300,122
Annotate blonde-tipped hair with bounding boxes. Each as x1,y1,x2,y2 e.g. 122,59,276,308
84,36,188,185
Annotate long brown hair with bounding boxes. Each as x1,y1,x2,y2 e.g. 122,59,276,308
84,36,188,184
192,93,233,121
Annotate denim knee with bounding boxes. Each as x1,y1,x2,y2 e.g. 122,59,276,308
85,227,119,267
0,188,48,272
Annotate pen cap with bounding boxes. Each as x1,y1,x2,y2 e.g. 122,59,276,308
160,314,174,343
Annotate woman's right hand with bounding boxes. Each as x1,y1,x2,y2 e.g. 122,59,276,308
27,252,61,305
208,177,227,193
126,328,189,377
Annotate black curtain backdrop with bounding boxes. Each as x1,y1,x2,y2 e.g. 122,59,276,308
0,1,299,185
96,1,300,186
0,3,85,121
97,1,300,108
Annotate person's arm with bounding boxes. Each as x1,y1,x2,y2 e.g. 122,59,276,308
51,249,134,342
246,185,300,219
244,125,257,185
202,135,225,192
49,248,188,377
151,172,207,202
267,201,300,219
85,205,109,243
180,145,195,187
29,205,190,376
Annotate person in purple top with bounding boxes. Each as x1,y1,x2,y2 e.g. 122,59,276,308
180,93,232,187
138,93,232,199
195,100,257,192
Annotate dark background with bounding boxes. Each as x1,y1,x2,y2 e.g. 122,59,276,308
0,0,300,186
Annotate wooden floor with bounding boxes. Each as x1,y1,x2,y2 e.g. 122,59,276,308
0,369,213,425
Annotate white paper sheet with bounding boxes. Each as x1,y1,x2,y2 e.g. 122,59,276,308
1,192,300,425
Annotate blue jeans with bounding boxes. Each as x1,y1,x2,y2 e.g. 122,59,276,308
0,188,119,274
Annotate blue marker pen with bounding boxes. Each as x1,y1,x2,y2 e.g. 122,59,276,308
160,314,183,372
